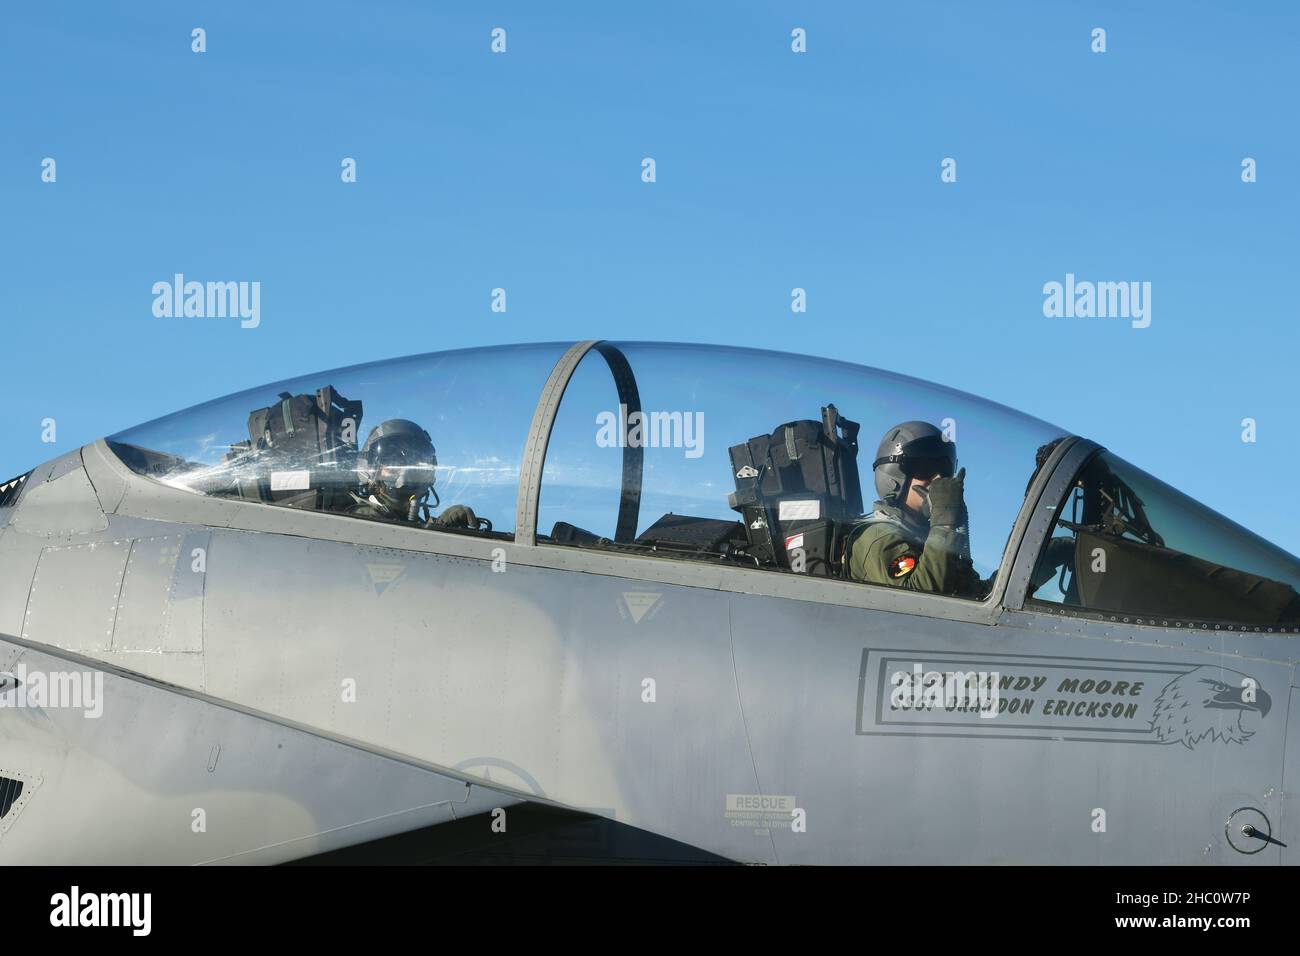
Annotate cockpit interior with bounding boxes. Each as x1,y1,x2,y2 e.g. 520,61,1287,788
93,341,1300,628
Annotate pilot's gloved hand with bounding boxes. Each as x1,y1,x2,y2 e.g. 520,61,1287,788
925,467,967,528
435,504,478,529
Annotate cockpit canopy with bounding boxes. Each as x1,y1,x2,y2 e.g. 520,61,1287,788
111,344,581,526
105,340,1300,625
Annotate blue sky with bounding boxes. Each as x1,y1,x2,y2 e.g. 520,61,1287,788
2,1,1297,551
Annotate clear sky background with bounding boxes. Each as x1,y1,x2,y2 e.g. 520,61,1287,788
2,1,1296,552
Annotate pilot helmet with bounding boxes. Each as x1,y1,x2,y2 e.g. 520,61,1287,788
358,419,437,510
872,421,956,503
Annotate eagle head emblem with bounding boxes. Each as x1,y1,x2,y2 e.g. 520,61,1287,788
1151,666,1271,749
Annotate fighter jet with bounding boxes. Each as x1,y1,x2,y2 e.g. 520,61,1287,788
0,340,1296,864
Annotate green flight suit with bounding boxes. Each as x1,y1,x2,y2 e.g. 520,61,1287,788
846,500,980,597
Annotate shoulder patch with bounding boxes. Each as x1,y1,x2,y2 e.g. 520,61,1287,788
888,553,918,578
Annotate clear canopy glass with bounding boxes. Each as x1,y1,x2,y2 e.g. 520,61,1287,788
537,342,1070,591
1029,450,1300,625
107,343,569,538
106,341,1074,595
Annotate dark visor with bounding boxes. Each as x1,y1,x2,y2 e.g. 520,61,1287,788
873,434,956,478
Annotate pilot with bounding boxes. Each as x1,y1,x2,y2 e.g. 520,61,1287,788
347,419,481,529
845,421,981,596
